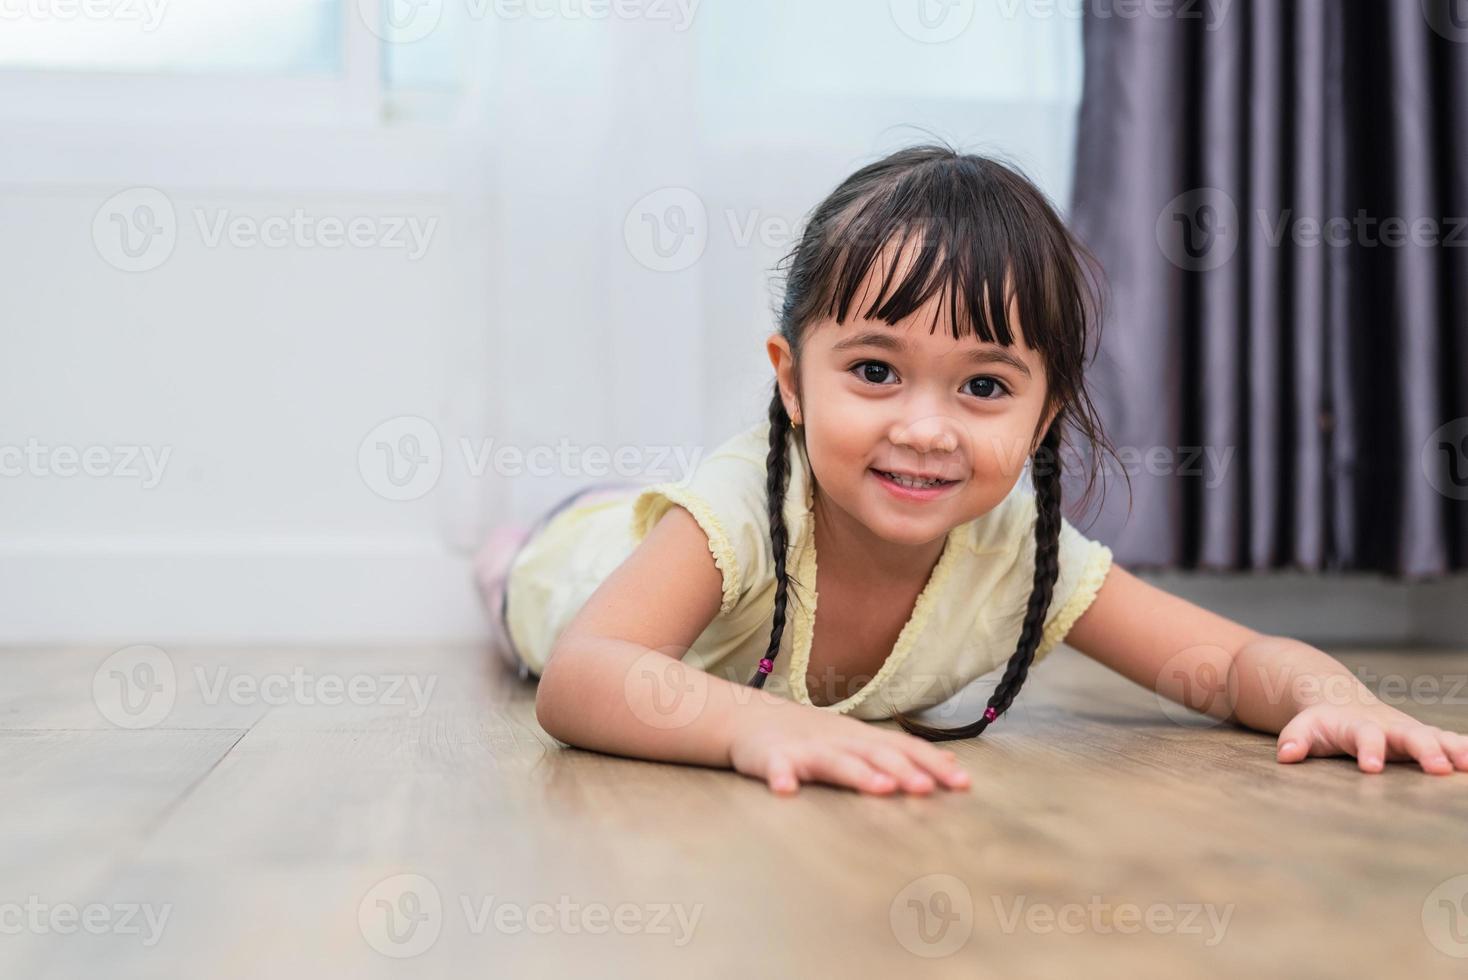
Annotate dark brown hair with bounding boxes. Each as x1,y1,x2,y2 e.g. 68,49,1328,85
748,141,1125,741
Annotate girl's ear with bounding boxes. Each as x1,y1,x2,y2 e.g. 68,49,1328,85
1034,403,1060,452
765,333,801,422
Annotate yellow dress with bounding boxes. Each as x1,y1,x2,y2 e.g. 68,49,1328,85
503,418,1115,721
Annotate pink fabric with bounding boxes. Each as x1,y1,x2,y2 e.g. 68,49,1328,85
474,523,534,670
474,483,641,673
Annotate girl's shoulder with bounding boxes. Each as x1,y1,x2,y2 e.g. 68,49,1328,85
627,417,800,616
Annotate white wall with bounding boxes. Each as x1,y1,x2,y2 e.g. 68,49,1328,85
0,4,1085,644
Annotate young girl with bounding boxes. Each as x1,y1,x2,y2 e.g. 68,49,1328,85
476,143,1468,796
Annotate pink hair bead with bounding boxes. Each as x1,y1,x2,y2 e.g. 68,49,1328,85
983,706,997,722
758,658,775,674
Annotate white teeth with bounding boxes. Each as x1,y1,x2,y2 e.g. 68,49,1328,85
881,470,944,489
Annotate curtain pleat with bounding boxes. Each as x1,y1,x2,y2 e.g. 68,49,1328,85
1069,0,1468,579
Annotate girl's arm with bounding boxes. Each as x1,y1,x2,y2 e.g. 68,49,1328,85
534,505,969,795
1063,563,1468,775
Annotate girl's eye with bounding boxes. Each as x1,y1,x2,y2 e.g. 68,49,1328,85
964,376,1010,400
852,360,895,385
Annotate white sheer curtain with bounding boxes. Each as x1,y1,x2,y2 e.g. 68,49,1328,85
448,2,1084,544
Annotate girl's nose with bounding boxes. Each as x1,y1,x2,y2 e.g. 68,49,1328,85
889,414,961,455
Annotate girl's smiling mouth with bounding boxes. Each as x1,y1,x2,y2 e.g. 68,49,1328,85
870,467,962,499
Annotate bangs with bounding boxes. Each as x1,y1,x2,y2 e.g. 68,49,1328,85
807,160,1069,355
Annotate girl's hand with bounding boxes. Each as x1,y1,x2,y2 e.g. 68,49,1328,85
1274,702,1468,775
728,701,973,796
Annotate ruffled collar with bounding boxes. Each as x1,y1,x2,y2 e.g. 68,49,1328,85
774,422,965,715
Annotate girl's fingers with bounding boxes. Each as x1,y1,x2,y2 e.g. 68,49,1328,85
1438,731,1468,772
1275,714,1315,764
1389,725,1453,775
766,754,800,795
890,735,972,789
1353,722,1386,773
808,751,897,795
844,741,935,794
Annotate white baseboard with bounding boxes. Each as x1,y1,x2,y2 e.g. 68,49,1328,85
0,546,492,645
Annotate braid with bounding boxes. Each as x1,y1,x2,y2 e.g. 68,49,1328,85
890,424,1065,741
748,386,795,689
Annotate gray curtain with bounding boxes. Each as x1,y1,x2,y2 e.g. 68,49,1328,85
1068,0,1468,579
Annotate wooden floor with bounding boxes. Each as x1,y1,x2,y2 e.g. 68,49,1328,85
3,643,1467,979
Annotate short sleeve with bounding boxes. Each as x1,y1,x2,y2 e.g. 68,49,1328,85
1034,513,1115,662
627,430,772,616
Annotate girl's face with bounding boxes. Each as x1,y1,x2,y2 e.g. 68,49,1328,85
767,290,1054,550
